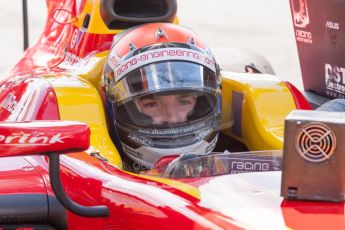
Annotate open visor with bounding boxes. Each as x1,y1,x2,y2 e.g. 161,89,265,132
116,89,217,126
112,61,219,104
114,89,219,149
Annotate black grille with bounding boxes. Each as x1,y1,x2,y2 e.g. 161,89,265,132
296,122,336,162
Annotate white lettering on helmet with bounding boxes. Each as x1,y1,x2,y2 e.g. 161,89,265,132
111,47,216,81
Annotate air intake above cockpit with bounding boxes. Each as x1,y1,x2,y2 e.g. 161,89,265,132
100,0,177,30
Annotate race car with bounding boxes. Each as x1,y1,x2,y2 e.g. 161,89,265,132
0,0,344,229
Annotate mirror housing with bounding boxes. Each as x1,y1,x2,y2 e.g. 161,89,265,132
0,121,109,217
0,121,90,157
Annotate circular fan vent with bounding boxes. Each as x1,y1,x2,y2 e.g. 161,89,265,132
295,122,336,162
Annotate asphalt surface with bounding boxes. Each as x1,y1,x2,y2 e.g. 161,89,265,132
0,0,303,88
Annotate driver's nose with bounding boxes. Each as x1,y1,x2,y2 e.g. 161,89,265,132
161,106,185,124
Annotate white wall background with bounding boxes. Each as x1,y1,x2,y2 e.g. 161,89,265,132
0,0,303,88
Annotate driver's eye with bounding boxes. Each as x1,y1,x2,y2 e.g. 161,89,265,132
176,95,196,106
142,101,159,108
178,99,193,106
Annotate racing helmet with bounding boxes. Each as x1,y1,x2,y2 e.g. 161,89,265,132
102,23,221,170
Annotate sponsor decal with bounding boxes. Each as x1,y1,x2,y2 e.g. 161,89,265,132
0,133,68,145
291,0,313,44
39,40,61,56
70,29,79,50
122,143,143,159
128,134,149,145
169,153,281,176
111,47,216,81
229,154,281,174
325,90,345,99
291,0,310,28
1,93,18,113
326,21,340,47
325,63,345,95
62,28,86,66
138,122,206,136
70,28,84,50
63,51,82,65
108,53,121,70
295,29,313,44
231,161,269,172
326,21,340,30
75,30,84,48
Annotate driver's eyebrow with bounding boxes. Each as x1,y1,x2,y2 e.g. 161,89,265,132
176,93,197,99
139,95,154,101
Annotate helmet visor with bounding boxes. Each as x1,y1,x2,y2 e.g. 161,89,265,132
117,90,217,127
114,90,219,149
111,61,219,104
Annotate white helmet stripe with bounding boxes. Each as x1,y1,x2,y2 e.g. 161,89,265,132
111,47,216,81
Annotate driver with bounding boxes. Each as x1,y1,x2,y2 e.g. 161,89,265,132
102,23,221,172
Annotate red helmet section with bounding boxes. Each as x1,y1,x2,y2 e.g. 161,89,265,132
112,23,209,58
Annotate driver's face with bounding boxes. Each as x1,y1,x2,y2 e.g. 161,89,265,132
136,94,197,125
